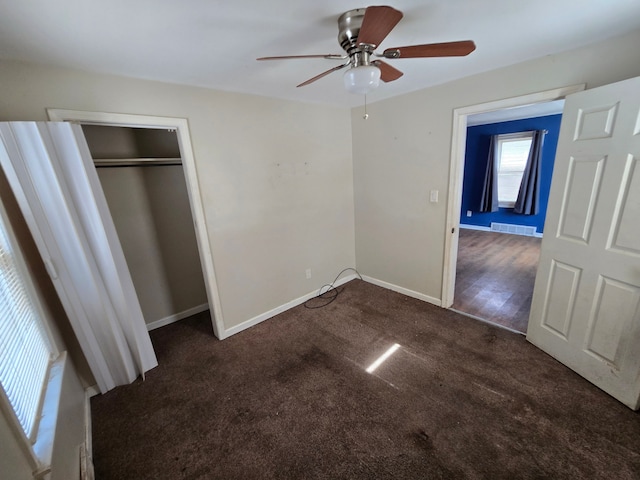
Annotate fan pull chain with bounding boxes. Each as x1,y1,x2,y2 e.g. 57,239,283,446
363,94,369,120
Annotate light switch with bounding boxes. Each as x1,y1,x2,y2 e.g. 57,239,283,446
430,190,439,203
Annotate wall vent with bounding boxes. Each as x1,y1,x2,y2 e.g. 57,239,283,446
490,222,537,237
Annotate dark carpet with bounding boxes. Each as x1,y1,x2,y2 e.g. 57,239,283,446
91,279,640,479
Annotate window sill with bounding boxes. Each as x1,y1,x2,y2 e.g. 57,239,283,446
498,202,515,209
32,352,67,479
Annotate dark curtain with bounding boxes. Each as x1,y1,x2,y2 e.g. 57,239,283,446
479,135,499,213
514,129,546,215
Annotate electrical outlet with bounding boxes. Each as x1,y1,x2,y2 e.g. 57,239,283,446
305,268,312,279
430,190,439,203
467,210,472,217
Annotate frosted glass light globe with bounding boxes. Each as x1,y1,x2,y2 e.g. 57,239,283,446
343,65,381,94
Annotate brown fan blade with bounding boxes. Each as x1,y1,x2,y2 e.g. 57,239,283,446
297,63,349,88
257,54,346,61
382,40,476,59
357,6,403,48
372,60,403,82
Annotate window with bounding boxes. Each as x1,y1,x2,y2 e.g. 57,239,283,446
0,199,55,443
496,132,533,208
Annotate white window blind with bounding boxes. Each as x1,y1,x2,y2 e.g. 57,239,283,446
496,132,533,207
0,203,53,440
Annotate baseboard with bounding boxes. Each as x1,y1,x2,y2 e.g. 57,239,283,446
85,385,100,398
80,441,94,480
361,275,442,307
219,273,442,339
220,274,358,339
146,303,209,331
459,223,491,232
82,388,95,480
459,223,543,238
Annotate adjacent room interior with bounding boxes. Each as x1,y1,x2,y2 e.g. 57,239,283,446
452,103,563,333
1,2,640,479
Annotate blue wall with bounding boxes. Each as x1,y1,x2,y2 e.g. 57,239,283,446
460,114,562,234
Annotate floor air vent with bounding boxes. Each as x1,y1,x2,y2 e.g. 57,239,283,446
490,222,536,237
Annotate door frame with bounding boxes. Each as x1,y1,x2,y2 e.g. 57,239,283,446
441,84,585,309
47,109,226,339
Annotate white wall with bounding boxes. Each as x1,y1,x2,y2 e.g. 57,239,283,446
352,30,640,302
0,60,356,333
0,410,32,480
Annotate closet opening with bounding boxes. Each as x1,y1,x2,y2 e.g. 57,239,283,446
82,125,208,332
47,108,226,338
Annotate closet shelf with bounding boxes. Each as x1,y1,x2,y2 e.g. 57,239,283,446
93,157,182,167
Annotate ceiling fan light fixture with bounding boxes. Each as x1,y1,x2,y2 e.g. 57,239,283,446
343,65,381,94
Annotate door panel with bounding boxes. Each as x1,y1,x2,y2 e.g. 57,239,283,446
556,155,604,243
527,76,640,410
540,260,580,338
609,155,640,254
574,103,618,140
585,276,639,367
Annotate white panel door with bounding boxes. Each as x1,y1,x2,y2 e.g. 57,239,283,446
527,76,640,410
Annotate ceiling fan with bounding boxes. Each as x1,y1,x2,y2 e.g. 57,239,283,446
257,5,476,94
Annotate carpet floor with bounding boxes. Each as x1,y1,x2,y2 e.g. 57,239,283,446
91,279,640,479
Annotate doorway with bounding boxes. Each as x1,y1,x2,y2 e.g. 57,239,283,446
451,106,562,332
47,109,226,339
441,85,585,331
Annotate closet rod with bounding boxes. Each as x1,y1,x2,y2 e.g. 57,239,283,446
93,158,182,168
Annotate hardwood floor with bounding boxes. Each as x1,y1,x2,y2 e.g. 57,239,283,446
452,228,541,333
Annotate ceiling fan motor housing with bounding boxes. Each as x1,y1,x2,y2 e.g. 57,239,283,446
338,8,374,60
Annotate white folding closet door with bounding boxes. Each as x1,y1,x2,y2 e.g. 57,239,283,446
0,122,157,393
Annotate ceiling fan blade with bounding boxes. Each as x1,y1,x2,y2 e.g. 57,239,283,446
297,63,349,88
257,54,346,61
372,60,403,82
382,40,476,59
357,6,403,48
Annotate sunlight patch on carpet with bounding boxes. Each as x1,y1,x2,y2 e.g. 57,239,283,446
366,343,401,374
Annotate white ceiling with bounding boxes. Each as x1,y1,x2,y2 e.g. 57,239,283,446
1,0,639,108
